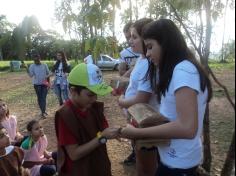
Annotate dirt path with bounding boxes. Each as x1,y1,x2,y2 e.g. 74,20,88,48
0,68,235,175
0,71,137,175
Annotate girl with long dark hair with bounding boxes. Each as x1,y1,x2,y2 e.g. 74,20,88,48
52,51,71,105
119,19,212,176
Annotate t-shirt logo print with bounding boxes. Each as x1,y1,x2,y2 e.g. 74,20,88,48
91,69,103,84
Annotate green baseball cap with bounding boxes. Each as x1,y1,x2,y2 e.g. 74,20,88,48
68,63,113,96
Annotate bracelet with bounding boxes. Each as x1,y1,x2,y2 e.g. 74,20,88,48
96,131,102,139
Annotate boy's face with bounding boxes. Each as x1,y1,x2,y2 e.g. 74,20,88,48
31,122,44,138
70,88,97,110
0,128,10,148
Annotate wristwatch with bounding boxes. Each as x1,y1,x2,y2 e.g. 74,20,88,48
96,131,107,144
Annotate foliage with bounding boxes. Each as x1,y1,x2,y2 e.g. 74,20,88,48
209,59,235,70
84,36,119,61
220,40,235,62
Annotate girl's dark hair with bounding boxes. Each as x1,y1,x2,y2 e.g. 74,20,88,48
52,51,70,73
27,120,38,132
69,84,87,95
132,18,153,54
143,19,212,102
123,22,133,33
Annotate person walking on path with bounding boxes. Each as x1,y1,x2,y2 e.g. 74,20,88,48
52,51,71,105
23,53,50,118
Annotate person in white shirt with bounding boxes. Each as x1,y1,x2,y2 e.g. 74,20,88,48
118,18,159,175
119,19,213,176
52,51,71,105
118,22,140,77
84,50,94,64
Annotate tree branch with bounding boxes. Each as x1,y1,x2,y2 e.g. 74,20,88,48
166,0,201,56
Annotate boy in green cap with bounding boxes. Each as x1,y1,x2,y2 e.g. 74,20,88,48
55,63,119,176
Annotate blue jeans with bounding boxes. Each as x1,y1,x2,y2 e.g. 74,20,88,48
155,162,198,176
54,84,69,105
40,165,56,176
34,85,48,114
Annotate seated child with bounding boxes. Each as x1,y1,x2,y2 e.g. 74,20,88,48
0,99,24,146
21,120,56,176
0,125,29,176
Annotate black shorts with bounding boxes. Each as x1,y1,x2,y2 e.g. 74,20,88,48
155,162,198,176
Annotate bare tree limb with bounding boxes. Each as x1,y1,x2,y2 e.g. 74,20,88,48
166,0,201,56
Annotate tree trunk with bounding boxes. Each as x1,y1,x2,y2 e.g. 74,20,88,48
0,48,3,60
221,132,235,176
89,23,94,38
201,2,213,171
112,4,116,37
202,104,212,173
220,0,229,63
129,0,132,21
201,0,212,65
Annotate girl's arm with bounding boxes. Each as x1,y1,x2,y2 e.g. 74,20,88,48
65,127,118,161
23,159,53,168
121,87,198,140
118,91,152,109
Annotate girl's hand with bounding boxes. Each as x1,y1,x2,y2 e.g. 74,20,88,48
119,124,137,139
118,95,125,107
15,133,24,142
101,127,119,139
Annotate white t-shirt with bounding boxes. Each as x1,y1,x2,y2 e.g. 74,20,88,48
55,62,68,85
158,60,208,169
119,47,139,67
125,57,159,111
84,55,93,64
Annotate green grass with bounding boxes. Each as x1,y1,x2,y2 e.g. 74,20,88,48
209,60,235,70
0,59,82,72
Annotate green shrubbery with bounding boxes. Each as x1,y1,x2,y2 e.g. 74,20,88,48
1,59,234,72
0,59,82,72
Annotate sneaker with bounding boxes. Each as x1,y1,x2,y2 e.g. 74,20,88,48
41,112,47,119
123,151,136,166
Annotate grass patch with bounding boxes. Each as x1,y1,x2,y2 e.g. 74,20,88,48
0,59,82,72
209,60,235,70
213,89,235,98
0,81,58,109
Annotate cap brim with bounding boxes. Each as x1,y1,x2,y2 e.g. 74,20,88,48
87,83,113,96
